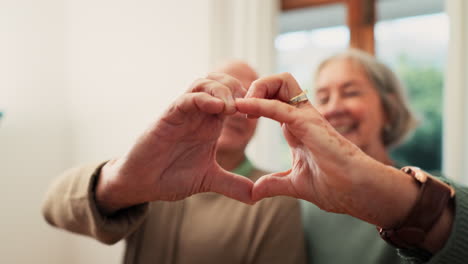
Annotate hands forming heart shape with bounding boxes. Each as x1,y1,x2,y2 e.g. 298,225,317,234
96,72,372,217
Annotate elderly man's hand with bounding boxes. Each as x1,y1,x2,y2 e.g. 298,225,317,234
96,73,254,215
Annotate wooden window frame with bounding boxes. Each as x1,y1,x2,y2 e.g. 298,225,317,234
281,0,376,55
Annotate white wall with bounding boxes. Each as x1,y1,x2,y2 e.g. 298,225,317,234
0,0,220,263
65,1,213,263
0,0,70,263
66,0,214,165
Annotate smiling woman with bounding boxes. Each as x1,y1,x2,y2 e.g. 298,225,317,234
313,49,417,158
314,58,389,158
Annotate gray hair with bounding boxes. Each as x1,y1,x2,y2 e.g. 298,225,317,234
314,49,417,147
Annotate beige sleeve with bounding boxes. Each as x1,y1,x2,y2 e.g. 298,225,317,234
41,162,149,244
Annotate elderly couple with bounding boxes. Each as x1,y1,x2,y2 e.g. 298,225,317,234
43,50,468,264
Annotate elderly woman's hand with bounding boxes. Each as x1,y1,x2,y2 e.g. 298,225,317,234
236,73,362,212
236,73,418,227
96,73,254,215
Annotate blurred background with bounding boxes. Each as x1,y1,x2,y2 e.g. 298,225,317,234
1,0,467,263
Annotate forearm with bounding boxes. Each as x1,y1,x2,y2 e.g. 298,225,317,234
340,155,419,228
342,154,454,254
307,141,419,229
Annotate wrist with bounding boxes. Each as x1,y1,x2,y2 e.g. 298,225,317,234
375,166,420,228
95,159,135,215
377,167,455,252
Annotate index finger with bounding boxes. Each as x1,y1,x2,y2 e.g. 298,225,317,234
235,97,298,124
246,73,304,103
206,72,247,99
188,77,237,115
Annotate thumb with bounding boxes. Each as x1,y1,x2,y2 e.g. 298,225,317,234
252,170,297,202
209,168,254,204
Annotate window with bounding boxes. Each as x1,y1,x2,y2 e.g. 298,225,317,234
377,13,448,171
275,3,447,171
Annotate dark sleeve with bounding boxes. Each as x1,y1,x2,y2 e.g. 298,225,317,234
398,178,468,264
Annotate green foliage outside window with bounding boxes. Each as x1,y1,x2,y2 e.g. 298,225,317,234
390,55,443,171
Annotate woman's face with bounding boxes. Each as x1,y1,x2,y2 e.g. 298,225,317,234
314,59,387,151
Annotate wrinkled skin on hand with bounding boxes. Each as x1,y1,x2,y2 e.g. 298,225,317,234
236,73,366,215
97,73,254,214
